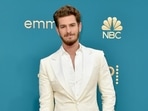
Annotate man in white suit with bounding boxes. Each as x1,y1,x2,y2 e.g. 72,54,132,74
38,5,116,111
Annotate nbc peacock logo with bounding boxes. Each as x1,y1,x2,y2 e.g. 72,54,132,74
102,17,123,39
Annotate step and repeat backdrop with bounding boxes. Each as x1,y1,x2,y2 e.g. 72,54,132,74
0,0,148,111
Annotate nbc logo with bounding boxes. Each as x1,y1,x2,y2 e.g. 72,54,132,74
102,17,123,39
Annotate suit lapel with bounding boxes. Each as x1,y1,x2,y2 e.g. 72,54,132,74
50,49,75,98
77,46,94,99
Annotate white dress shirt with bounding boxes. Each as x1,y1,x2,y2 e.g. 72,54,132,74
60,45,83,99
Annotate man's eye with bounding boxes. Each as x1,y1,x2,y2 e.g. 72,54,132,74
70,24,75,27
60,26,65,28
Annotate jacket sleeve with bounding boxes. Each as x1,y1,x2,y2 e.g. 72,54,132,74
38,59,54,111
97,51,116,111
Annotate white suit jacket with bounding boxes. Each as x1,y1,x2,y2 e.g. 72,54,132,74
38,45,116,111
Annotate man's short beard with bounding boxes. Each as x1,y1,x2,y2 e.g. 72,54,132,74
62,38,78,46
61,33,80,46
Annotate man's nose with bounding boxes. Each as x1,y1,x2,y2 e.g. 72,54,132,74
66,26,71,33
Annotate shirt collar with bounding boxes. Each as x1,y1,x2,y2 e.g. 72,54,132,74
60,43,83,55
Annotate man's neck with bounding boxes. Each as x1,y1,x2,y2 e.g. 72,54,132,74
62,41,80,55
63,41,80,70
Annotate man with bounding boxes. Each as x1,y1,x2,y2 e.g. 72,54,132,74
38,5,116,111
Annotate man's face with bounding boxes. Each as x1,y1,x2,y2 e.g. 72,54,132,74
56,15,81,46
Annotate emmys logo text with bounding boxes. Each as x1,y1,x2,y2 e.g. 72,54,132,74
24,20,55,29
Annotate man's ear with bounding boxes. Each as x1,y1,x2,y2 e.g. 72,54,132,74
79,22,82,32
56,27,59,35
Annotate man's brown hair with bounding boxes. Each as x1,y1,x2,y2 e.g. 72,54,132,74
53,5,81,27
